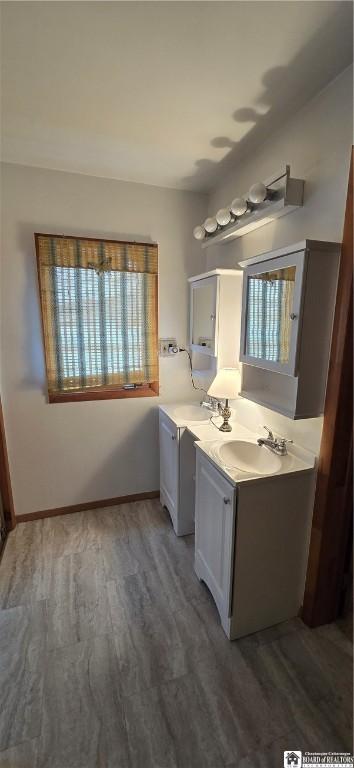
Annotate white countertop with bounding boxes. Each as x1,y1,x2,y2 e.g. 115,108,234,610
195,439,316,487
159,402,316,487
158,402,255,440
187,420,256,442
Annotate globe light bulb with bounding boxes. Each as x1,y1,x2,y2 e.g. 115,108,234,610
216,208,231,227
193,225,205,240
248,182,267,204
230,197,248,216
204,217,218,234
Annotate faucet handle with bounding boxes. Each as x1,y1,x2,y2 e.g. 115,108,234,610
263,425,274,440
277,436,293,447
276,436,294,455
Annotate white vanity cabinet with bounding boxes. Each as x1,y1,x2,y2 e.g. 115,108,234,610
188,269,243,377
194,448,315,640
239,240,340,418
159,409,196,536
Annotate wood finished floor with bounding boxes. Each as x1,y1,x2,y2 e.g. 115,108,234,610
0,500,352,768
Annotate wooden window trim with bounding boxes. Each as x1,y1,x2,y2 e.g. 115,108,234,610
35,232,156,248
49,381,159,403
35,233,159,404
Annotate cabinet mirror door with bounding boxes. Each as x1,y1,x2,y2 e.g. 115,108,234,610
191,278,217,354
240,251,305,375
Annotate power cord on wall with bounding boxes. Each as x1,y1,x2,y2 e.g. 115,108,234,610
177,346,222,429
178,347,208,395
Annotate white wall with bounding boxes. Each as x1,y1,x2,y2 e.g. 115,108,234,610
0,163,207,516
205,66,353,268
202,66,353,454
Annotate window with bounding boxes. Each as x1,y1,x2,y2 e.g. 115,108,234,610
36,234,159,402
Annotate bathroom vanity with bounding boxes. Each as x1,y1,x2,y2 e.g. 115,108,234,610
194,439,316,639
159,403,254,536
159,402,316,638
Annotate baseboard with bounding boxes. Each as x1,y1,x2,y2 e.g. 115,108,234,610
16,490,160,523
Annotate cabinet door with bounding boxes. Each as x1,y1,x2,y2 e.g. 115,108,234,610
240,250,306,375
195,453,236,619
159,414,179,529
190,276,218,355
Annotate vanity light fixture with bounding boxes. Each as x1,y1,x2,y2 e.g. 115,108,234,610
193,225,205,240
230,197,249,216
208,367,241,432
204,216,218,234
193,165,305,247
248,181,270,204
216,208,232,226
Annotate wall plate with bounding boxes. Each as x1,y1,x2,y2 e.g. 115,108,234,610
159,338,178,356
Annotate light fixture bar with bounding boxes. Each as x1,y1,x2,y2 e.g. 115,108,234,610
197,166,304,249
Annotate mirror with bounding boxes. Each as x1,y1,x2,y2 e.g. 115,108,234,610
245,265,296,364
192,281,215,349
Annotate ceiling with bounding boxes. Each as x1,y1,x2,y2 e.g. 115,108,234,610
1,1,353,192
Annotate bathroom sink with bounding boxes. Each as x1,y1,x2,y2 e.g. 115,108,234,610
215,440,282,475
172,404,210,423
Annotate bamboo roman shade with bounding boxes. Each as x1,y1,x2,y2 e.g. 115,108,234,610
36,234,158,399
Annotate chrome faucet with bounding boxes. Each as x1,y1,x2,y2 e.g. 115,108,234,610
200,395,222,415
257,426,293,456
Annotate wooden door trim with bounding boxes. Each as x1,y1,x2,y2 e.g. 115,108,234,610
0,399,16,531
302,148,353,626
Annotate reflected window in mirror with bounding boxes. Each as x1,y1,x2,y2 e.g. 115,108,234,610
246,266,296,364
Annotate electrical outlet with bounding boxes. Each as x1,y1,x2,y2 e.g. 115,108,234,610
159,338,178,356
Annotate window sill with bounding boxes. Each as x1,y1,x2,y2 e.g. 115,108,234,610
48,382,159,403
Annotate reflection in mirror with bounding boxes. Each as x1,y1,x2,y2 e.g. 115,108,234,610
192,282,214,348
246,266,296,363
